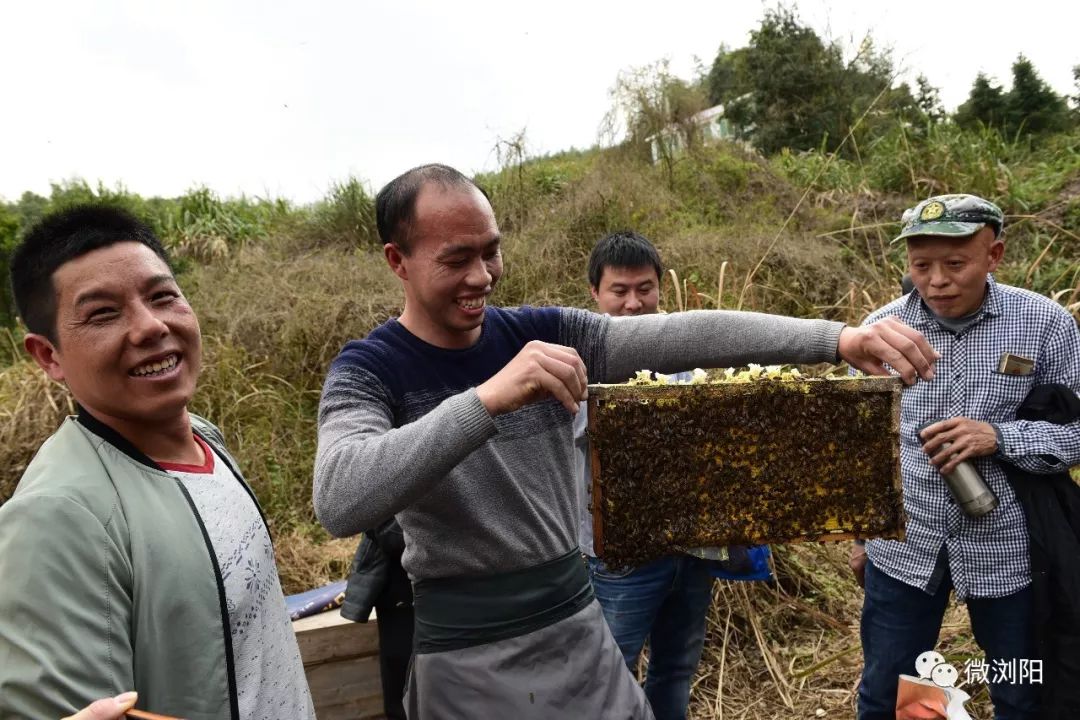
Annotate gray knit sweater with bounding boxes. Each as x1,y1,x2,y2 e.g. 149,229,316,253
314,306,843,580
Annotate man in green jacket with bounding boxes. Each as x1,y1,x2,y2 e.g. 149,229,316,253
0,206,316,720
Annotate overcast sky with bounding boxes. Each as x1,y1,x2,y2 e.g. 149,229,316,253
2,0,1076,204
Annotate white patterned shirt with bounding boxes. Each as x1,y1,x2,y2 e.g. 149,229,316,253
863,277,1080,600
166,438,316,720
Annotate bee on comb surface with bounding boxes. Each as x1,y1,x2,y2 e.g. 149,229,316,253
587,372,904,567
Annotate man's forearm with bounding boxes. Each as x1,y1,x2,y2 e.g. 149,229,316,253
994,418,1080,474
600,310,844,383
314,388,497,537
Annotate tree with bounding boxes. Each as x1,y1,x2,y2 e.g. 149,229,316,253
1071,64,1080,123
706,46,749,106
11,191,49,233
707,8,910,155
954,73,1007,131
915,75,945,124
0,204,21,327
730,9,847,153
1004,55,1068,137
604,60,710,186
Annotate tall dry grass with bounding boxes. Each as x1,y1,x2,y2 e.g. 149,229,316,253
688,544,995,719
0,136,1075,719
0,346,73,503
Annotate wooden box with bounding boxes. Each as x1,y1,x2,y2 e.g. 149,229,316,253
293,609,385,720
587,376,905,567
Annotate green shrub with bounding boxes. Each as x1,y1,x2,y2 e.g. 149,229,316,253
305,177,377,248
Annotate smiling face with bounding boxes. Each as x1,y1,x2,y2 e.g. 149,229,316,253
906,227,1004,318
24,242,202,430
385,183,503,349
591,264,660,316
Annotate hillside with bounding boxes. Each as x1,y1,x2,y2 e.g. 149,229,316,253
1,134,1078,719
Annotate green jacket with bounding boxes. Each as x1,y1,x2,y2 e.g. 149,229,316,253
0,411,266,720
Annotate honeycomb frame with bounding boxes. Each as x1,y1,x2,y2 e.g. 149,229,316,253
587,376,905,567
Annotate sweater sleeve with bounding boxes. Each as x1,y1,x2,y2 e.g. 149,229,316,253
0,495,135,719
558,307,844,383
313,363,498,537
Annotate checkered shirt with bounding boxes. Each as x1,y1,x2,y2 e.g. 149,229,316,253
863,276,1080,600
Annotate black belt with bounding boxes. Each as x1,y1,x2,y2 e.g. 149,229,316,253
411,548,594,654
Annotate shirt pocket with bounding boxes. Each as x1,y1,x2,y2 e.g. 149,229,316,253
983,372,1036,421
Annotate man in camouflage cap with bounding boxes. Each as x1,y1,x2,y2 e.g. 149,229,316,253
850,193,1080,719
893,194,1004,245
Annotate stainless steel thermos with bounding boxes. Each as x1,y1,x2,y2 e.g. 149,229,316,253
917,421,999,518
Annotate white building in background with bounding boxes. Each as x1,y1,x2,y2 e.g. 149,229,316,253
647,104,735,164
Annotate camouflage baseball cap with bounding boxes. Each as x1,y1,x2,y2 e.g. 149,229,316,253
892,194,1004,244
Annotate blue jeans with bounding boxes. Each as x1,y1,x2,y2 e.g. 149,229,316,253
859,557,1038,720
587,555,714,720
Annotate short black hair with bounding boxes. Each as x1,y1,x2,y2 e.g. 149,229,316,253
10,204,171,343
587,231,663,288
375,163,488,254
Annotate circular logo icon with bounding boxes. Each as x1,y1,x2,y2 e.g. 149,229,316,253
920,201,945,221
931,662,959,688
915,651,946,680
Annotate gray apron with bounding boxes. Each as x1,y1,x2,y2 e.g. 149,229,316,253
405,551,653,719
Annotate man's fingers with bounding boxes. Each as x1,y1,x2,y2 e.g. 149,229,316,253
487,342,589,417
920,426,952,455
921,419,974,459
63,693,138,720
536,351,586,399
921,418,973,452
925,430,960,464
882,322,934,380
534,354,584,413
938,457,964,476
529,343,588,397
930,442,961,469
884,317,940,367
862,333,918,384
936,439,978,475
850,319,936,384
539,343,588,390
855,356,891,378
554,347,588,398
530,341,580,366
874,325,928,384
848,544,868,588
918,419,954,443
541,376,581,414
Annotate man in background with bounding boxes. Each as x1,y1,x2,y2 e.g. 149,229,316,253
576,231,770,720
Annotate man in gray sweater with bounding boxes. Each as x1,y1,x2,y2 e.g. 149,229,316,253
313,163,938,719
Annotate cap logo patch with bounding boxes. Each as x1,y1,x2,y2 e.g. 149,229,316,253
920,201,945,221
